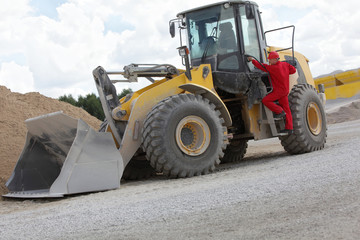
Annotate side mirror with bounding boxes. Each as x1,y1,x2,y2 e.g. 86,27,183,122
245,4,255,19
170,22,175,38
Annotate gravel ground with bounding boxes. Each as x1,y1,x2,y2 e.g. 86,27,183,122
1,118,359,240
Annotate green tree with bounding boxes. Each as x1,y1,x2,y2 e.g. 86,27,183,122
58,88,133,121
77,93,105,120
118,88,133,99
58,94,77,106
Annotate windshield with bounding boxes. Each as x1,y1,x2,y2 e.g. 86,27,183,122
186,5,238,61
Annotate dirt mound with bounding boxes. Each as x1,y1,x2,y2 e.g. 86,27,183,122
326,99,360,124
0,86,102,197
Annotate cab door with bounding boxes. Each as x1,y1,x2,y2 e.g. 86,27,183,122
237,4,267,72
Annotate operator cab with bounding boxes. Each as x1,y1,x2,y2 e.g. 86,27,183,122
171,1,267,93
181,1,265,72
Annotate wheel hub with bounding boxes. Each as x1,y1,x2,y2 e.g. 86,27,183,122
306,102,322,135
176,116,210,156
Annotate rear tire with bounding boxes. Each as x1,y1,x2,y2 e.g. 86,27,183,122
221,140,248,163
280,84,327,154
122,156,157,180
142,94,227,178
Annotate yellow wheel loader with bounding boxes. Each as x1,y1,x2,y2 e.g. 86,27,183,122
4,1,327,198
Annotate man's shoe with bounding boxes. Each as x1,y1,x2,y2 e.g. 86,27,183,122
273,111,286,119
279,129,293,135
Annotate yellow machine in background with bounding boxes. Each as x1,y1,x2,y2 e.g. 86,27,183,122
314,68,360,99
5,1,327,198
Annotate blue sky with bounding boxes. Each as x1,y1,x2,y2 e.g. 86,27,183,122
30,0,66,19
0,0,359,98
104,15,134,34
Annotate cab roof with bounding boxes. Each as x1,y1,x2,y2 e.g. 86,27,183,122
176,1,258,17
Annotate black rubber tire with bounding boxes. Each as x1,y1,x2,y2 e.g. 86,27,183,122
122,157,157,180
142,94,227,178
280,84,327,154
221,140,248,163
99,120,156,180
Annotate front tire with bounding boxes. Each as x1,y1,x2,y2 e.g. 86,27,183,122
142,94,227,178
280,84,327,154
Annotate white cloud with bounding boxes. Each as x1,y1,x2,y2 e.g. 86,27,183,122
0,0,32,18
0,0,360,96
342,39,360,57
289,0,360,76
0,61,35,93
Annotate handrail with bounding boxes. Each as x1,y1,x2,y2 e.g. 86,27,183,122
264,25,295,62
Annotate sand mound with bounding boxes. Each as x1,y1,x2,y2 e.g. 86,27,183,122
0,86,101,197
326,99,360,124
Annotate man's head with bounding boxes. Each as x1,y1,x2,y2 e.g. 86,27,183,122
268,51,280,65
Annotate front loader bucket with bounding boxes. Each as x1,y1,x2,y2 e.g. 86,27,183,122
4,112,123,198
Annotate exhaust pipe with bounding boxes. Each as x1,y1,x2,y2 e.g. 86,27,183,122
4,112,123,198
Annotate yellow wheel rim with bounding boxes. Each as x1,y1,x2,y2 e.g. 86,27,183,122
175,116,211,156
306,102,322,135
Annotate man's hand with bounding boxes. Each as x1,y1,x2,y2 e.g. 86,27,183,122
247,56,253,62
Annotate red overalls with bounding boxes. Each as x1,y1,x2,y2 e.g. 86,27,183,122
252,59,297,130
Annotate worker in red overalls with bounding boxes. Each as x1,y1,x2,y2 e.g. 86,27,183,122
248,51,297,135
